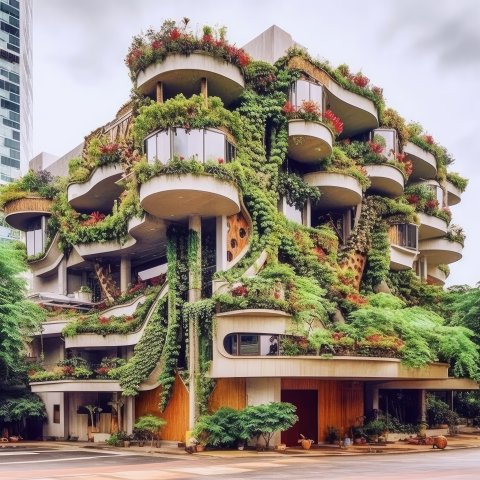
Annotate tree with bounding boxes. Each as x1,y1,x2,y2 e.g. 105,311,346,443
455,391,480,425
134,414,166,449
0,242,47,434
240,402,298,449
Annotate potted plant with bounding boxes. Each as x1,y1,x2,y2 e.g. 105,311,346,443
325,426,340,445
74,285,92,302
134,414,167,450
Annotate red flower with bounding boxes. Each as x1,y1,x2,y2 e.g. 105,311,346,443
89,211,106,225
274,291,280,300
99,317,110,324
351,74,369,88
97,303,106,310
426,199,439,210
150,274,165,286
62,366,75,376
423,135,434,146
218,157,225,164
407,195,419,205
100,143,119,154
123,316,134,323
368,141,384,155
346,293,368,305
282,101,297,115
28,370,36,376
366,334,382,343
324,110,344,133
170,28,181,41
202,34,214,44
238,52,250,67
342,138,351,145
54,306,62,312
332,332,344,340
231,285,248,297
300,99,321,116
313,247,327,262
396,153,413,176
151,40,163,50
133,49,142,58
95,367,111,375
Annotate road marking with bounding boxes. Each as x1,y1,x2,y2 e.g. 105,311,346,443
0,454,135,465
0,452,39,455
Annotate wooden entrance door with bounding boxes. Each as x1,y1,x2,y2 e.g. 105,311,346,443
281,389,318,447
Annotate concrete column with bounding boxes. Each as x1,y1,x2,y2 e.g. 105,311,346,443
58,256,67,296
216,215,228,272
418,255,428,280
188,215,201,431
124,396,135,435
41,215,47,252
156,81,163,103
303,199,311,228
120,254,131,293
419,389,426,422
63,392,70,440
365,383,379,414
201,77,208,105
446,391,454,411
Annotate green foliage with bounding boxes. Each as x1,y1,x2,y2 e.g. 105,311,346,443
193,407,247,447
447,172,468,192
277,171,320,210
437,264,450,278
325,425,340,443
455,391,480,421
0,392,47,423
135,414,167,447
240,402,298,449
426,394,459,427
308,328,334,355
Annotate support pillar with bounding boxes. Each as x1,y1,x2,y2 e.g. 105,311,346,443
303,198,311,228
156,81,163,103
417,255,428,281
41,215,47,252
446,390,454,411
120,254,131,293
201,77,208,105
216,215,228,272
365,384,379,415
58,256,67,296
188,215,201,431
419,389,426,423
124,396,135,435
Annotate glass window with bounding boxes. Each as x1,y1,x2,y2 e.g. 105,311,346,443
285,202,302,224
310,83,323,110
26,230,34,256
261,335,279,355
204,129,225,163
174,129,204,162
9,111,19,122
224,334,238,355
53,405,60,424
156,130,170,164
226,142,236,163
146,135,156,163
240,335,259,355
4,138,19,150
34,229,43,255
296,80,310,108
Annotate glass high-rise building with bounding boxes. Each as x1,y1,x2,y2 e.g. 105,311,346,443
0,0,32,241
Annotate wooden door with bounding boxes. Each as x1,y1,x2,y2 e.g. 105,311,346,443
281,389,318,446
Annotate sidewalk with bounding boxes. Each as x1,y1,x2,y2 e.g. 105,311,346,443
3,433,480,459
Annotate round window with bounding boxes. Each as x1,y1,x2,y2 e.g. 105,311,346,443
231,239,238,249
227,251,233,262
239,228,246,239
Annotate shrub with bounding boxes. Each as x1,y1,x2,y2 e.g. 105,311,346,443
134,414,167,448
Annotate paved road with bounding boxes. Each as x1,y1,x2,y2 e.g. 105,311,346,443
0,447,479,479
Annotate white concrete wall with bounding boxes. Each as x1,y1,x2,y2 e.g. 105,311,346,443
246,378,281,447
68,392,97,442
36,392,66,439
32,274,58,295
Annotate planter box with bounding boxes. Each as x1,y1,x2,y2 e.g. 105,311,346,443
93,433,111,443
74,291,92,302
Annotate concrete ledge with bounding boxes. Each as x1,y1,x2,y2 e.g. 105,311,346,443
287,119,333,162
364,164,404,199
404,142,437,182
390,244,418,271
418,212,448,240
28,233,64,278
427,265,447,286
30,380,121,393
418,237,463,265
447,181,462,206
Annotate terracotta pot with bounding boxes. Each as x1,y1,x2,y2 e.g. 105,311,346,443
139,441,145,447
9,437,18,443
196,445,205,452
238,446,244,451
354,438,362,445
434,436,448,449
124,441,130,448
301,439,312,450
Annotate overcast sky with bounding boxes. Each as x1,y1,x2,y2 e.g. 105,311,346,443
33,0,480,288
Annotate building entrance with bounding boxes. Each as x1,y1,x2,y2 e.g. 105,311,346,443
281,389,318,446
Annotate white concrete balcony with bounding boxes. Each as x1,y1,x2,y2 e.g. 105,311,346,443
418,237,463,265
4,197,52,231
303,171,362,209
140,173,240,220
427,265,447,286
136,52,245,107
287,59,378,137
65,284,168,349
447,181,462,206
364,164,404,199
389,244,418,271
287,119,333,162
67,165,124,214
404,142,437,182
28,233,64,278
30,379,122,393
418,212,448,240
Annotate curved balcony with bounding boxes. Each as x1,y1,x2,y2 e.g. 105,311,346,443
404,142,437,182
287,119,333,162
136,52,245,107
140,174,240,220
303,171,362,209
30,379,121,393
67,165,124,214
287,57,378,137
447,181,462,206
28,233,64,278
389,244,418,271
418,212,448,240
418,238,463,265
427,265,447,287
4,197,52,231
65,284,168,349
364,164,404,199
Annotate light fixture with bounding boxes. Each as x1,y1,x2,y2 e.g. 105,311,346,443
150,228,155,231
